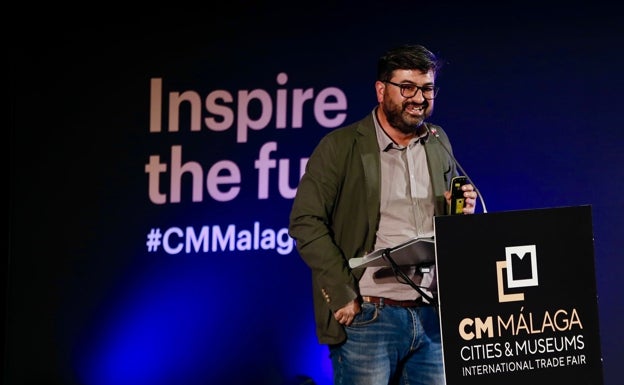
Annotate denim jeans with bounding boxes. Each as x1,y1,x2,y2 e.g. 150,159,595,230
329,302,445,385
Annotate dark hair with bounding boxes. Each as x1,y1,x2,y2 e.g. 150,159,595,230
377,44,443,82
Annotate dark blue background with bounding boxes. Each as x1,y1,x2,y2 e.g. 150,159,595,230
9,2,623,384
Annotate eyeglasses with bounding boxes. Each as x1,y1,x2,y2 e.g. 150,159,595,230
385,81,439,99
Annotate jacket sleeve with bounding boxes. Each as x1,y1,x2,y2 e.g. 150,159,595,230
288,133,359,312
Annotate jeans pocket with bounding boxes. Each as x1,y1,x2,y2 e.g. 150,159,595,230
350,302,379,327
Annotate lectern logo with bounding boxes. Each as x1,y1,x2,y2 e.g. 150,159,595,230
496,245,539,302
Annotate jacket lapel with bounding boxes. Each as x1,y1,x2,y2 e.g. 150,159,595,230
356,117,381,250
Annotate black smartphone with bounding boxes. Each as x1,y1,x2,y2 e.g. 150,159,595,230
449,176,469,215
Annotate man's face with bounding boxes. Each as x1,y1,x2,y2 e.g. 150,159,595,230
377,69,436,135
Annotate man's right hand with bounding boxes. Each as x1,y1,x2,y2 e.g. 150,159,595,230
334,299,361,326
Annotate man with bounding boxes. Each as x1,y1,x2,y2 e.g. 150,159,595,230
288,44,478,385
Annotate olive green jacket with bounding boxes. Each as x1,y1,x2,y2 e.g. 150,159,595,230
288,112,457,345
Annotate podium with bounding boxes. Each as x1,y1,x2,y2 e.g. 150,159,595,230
433,205,603,384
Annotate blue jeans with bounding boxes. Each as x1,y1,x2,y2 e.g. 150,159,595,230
329,302,445,385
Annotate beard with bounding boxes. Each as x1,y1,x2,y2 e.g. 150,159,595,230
382,99,432,135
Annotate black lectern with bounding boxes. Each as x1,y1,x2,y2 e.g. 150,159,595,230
434,205,603,384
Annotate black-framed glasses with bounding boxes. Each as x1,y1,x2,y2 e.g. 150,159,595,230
385,81,439,99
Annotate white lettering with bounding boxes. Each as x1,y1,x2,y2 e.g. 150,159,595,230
148,74,349,143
